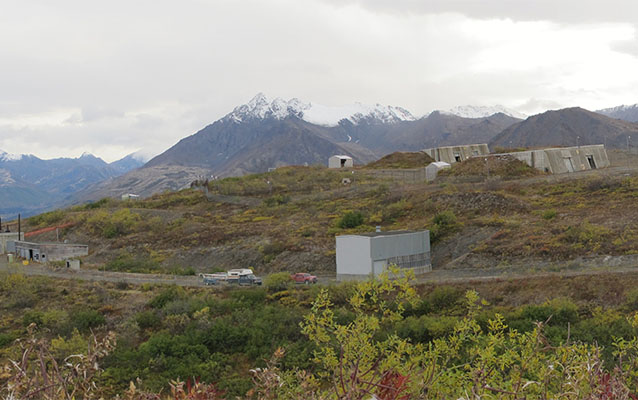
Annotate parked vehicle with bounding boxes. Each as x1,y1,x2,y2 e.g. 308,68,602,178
203,276,219,286
234,274,262,286
200,268,262,286
290,272,318,284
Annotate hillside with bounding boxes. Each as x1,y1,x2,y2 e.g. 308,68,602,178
490,107,638,149
22,161,638,277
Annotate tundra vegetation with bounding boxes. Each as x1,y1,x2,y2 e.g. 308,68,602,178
18,163,638,275
4,269,638,398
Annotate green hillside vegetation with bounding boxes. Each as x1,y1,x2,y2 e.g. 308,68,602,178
364,151,434,169
18,164,638,275
5,270,638,397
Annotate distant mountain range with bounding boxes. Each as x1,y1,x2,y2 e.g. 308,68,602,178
0,151,145,219
6,94,638,216
490,107,638,149
442,105,527,119
596,104,638,123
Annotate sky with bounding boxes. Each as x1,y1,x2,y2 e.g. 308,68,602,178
1,0,638,162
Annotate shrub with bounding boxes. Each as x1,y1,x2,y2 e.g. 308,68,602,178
71,309,106,331
23,310,44,327
84,198,109,209
542,209,557,220
265,272,293,292
625,288,638,311
430,211,460,243
337,211,364,229
427,286,463,312
0,332,17,348
29,210,66,227
149,286,186,309
263,194,290,206
136,311,162,330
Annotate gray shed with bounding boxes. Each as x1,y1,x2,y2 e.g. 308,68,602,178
336,230,431,281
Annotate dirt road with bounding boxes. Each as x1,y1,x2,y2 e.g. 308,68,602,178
4,254,638,288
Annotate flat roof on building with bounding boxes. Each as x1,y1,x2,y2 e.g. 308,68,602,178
338,230,424,238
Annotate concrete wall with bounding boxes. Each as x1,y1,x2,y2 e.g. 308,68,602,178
328,156,353,168
502,145,609,174
336,231,431,281
15,241,89,262
423,144,490,164
0,232,24,254
336,235,372,280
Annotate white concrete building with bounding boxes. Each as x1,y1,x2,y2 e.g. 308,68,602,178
328,155,353,169
494,145,610,174
423,144,490,164
425,161,451,181
336,230,431,281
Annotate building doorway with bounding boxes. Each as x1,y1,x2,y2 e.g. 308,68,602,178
586,155,597,169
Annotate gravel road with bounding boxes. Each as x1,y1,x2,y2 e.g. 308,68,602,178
4,254,638,289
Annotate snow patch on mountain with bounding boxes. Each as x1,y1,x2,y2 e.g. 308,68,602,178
596,104,638,122
225,93,416,126
0,150,23,162
598,104,638,113
443,105,526,119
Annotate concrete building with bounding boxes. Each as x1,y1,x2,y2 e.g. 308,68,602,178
495,145,610,174
14,241,88,263
328,155,354,169
336,230,431,281
121,193,140,201
425,161,451,181
0,232,24,254
423,144,490,164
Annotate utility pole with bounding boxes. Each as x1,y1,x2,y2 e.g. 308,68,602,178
627,135,631,168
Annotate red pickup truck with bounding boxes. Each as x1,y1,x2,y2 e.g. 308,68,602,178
290,272,318,284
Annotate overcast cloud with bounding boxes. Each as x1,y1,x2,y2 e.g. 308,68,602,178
1,0,637,161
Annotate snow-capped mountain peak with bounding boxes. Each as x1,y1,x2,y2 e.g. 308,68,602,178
443,105,527,119
596,104,638,123
224,93,416,126
0,150,23,162
598,104,638,113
